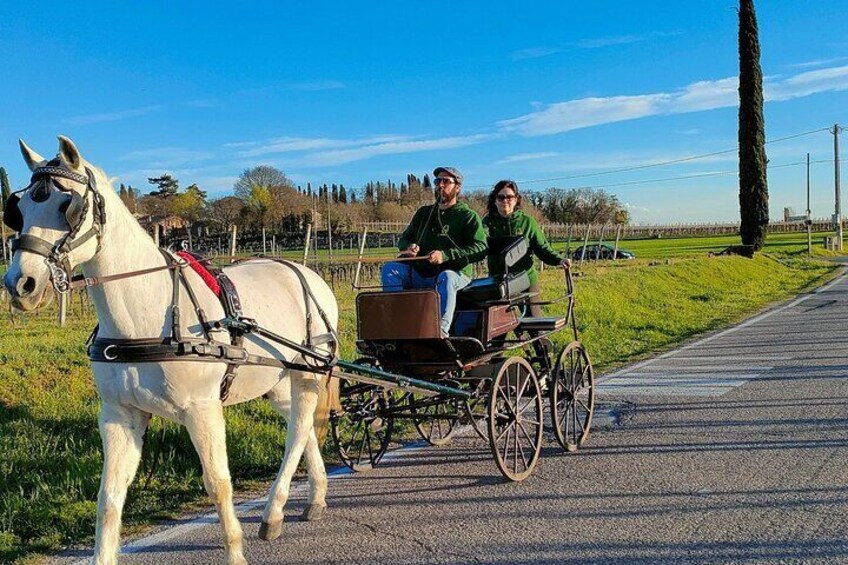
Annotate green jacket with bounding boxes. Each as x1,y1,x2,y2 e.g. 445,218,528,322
483,210,561,285
398,201,487,278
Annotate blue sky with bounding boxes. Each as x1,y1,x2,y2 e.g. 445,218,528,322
2,1,847,223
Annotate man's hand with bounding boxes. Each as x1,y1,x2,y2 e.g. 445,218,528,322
427,250,444,265
399,243,420,258
560,258,572,270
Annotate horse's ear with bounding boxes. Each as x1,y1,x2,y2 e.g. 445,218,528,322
19,139,45,172
58,136,83,170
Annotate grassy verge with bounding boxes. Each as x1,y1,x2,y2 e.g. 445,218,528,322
0,250,840,562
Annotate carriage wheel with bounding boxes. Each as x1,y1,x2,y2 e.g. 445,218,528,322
410,389,461,446
487,357,544,481
330,358,394,471
551,341,595,452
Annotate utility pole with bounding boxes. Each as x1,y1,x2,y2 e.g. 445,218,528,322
806,153,812,256
833,124,843,251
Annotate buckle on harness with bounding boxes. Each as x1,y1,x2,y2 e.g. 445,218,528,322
103,344,118,361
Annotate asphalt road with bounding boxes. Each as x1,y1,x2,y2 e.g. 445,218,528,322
55,271,848,565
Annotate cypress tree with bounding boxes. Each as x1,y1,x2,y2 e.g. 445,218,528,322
0,166,10,205
738,0,769,250
339,185,347,204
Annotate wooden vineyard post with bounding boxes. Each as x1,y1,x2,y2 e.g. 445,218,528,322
229,224,237,263
353,227,368,289
612,224,622,261
302,223,313,265
579,224,591,266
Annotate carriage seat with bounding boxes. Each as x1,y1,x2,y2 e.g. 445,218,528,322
458,235,532,304
457,270,531,303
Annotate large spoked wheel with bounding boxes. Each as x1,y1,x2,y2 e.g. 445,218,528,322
551,341,595,452
487,357,544,482
410,388,461,446
330,358,394,471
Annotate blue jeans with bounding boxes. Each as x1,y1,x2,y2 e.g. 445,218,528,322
380,262,471,334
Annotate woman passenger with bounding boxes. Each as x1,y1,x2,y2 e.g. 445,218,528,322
483,179,570,317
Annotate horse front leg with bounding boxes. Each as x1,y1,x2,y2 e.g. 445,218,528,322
260,372,321,540
183,402,247,565
93,402,150,565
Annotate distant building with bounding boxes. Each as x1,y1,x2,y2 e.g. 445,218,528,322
137,215,188,239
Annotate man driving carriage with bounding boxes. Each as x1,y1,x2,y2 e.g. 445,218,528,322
381,167,486,336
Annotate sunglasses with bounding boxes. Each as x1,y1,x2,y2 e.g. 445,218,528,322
496,194,517,202
434,177,457,186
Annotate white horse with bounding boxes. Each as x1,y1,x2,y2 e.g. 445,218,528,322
3,136,340,565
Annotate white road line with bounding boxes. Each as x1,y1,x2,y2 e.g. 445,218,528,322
69,439,439,564
668,355,794,361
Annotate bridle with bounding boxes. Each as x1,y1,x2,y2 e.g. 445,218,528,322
4,164,107,293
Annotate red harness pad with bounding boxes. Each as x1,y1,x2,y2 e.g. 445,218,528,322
177,251,221,297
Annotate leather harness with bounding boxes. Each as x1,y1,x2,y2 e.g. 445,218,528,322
6,165,338,401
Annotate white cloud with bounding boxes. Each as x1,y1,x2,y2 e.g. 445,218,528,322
64,105,161,125
498,152,561,164
499,65,848,137
510,47,560,61
767,65,848,101
293,134,498,167
118,147,214,162
788,57,848,70
235,134,413,158
572,31,679,49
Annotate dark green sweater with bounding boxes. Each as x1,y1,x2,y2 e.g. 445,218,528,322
398,201,487,278
483,210,561,285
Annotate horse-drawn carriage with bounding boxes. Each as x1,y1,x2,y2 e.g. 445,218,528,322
4,137,595,563
330,236,596,481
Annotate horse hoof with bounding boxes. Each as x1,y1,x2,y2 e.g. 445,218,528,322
258,520,282,541
302,503,327,522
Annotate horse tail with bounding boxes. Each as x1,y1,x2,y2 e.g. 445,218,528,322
313,374,340,446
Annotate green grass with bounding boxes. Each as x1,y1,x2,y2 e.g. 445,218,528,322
555,230,838,260
0,237,841,562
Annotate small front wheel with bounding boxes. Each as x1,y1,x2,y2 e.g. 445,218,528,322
551,341,595,452
330,358,394,471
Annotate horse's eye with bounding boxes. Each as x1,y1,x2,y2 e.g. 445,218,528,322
29,181,51,203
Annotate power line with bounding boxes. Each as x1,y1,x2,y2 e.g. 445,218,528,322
463,126,831,189
553,158,831,192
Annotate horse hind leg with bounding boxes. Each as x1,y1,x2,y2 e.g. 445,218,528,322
265,378,329,524
93,402,150,565
260,372,323,540
184,402,247,565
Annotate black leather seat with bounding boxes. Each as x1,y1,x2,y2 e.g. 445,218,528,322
458,235,532,304
458,271,531,303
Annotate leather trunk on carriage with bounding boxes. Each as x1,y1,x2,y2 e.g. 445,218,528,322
357,289,442,340
452,304,520,344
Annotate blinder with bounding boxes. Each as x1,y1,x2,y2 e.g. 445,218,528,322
2,173,89,233
3,193,23,232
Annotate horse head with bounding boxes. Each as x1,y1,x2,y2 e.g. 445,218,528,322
3,136,105,311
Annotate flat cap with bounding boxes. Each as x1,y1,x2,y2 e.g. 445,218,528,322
433,166,463,185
